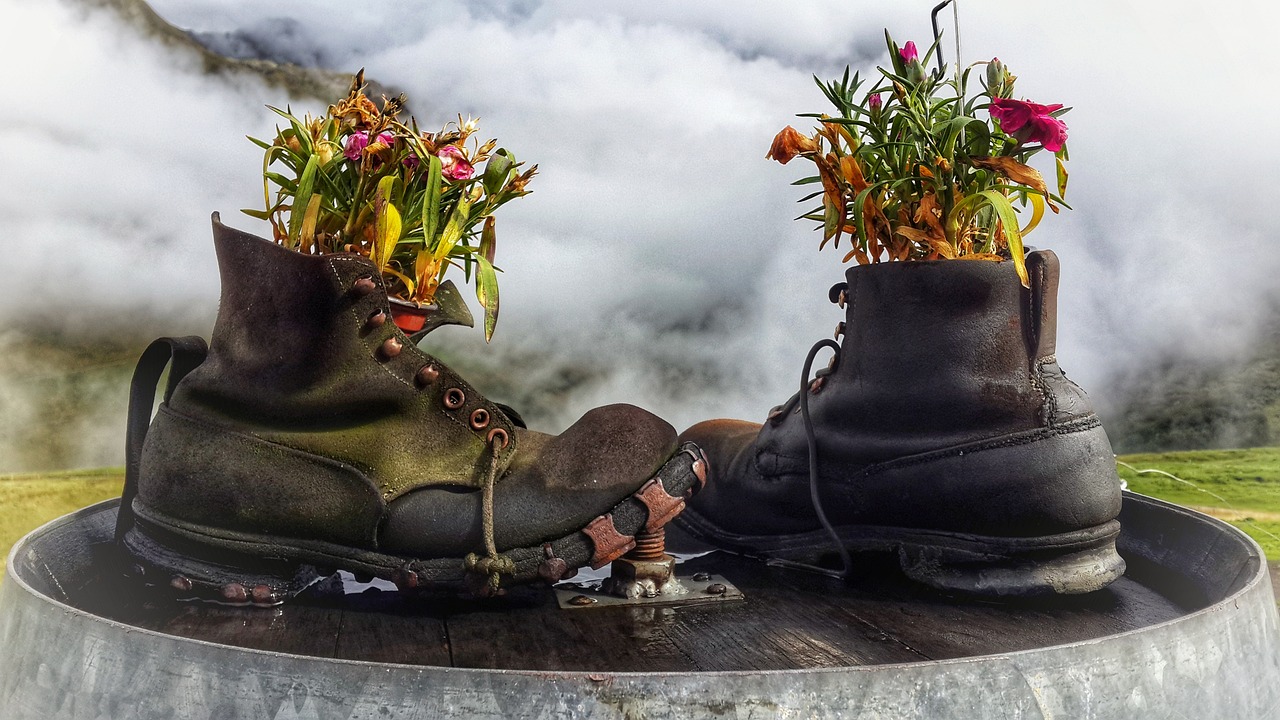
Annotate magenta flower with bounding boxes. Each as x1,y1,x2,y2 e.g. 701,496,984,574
438,145,475,181
868,94,883,111
989,97,1069,152
899,41,918,64
343,131,394,161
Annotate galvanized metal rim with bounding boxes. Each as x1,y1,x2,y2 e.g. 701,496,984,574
5,493,1267,680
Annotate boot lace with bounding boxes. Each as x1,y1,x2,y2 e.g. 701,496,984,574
766,284,853,579
464,435,515,594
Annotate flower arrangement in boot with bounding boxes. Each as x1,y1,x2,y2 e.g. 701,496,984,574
243,71,536,341
675,32,1125,597
768,33,1069,287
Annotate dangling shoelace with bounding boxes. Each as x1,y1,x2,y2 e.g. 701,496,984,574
464,436,515,593
793,337,854,580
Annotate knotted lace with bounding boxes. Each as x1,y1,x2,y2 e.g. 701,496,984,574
464,436,515,593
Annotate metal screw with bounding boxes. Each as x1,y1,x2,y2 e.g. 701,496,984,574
705,583,727,595
692,572,712,582
568,594,597,606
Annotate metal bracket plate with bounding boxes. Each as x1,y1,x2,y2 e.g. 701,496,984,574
554,574,743,610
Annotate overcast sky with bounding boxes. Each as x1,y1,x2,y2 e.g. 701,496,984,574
2,0,1279,460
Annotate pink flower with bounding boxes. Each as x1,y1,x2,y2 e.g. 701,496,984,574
989,97,1069,152
868,94,883,110
899,41,918,64
343,131,394,161
438,145,475,181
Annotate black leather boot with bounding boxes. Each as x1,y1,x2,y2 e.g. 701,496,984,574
117,214,705,602
677,251,1124,596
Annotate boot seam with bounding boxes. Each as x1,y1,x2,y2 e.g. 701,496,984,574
327,257,416,392
763,414,1102,479
860,415,1102,475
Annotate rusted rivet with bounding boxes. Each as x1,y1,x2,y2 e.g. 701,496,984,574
251,585,276,604
443,387,466,409
367,309,387,328
539,556,569,583
470,408,490,430
380,337,403,359
486,427,509,450
837,289,847,308
415,364,439,387
351,276,377,296
170,575,192,592
809,377,825,394
706,583,727,595
569,594,597,606
692,572,712,582
394,568,420,590
834,321,845,339
221,583,248,603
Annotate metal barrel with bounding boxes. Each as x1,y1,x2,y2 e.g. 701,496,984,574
3,494,1279,719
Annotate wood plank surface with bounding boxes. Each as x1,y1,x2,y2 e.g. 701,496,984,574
73,549,1187,671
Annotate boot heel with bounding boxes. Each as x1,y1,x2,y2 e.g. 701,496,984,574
895,522,1126,597
122,523,329,607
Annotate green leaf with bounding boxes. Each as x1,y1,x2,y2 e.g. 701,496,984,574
421,155,443,250
475,254,500,342
287,155,319,249
240,208,273,221
482,150,513,196
977,190,1029,287
434,192,473,262
479,216,496,263
1055,151,1069,198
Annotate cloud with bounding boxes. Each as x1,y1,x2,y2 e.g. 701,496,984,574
1,0,1277,469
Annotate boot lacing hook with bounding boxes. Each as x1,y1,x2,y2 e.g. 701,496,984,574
464,435,515,593
799,338,854,579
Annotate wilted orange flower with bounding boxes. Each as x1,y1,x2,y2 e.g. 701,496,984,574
766,126,818,165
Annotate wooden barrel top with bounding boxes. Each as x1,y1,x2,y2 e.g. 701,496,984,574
34,504,1194,672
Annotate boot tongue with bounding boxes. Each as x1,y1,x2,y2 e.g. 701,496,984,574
402,280,475,342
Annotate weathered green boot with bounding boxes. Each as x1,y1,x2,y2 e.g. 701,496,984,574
117,214,705,603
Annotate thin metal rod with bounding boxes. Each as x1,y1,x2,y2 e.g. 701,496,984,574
930,0,955,79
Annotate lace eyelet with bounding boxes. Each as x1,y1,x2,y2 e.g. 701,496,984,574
367,309,387,328
469,408,490,430
379,337,402,359
443,387,466,409
486,427,509,449
351,275,377,297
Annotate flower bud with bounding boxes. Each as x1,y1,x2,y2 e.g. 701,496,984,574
986,58,1006,95
868,93,884,122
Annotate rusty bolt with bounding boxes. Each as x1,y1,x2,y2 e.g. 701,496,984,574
705,583,727,595
251,585,276,604
568,594,597,606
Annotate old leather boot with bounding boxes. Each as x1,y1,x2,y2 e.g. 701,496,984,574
117,214,706,602
677,251,1124,596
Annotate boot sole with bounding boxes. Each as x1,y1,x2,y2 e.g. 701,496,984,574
122,444,706,605
674,511,1125,597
